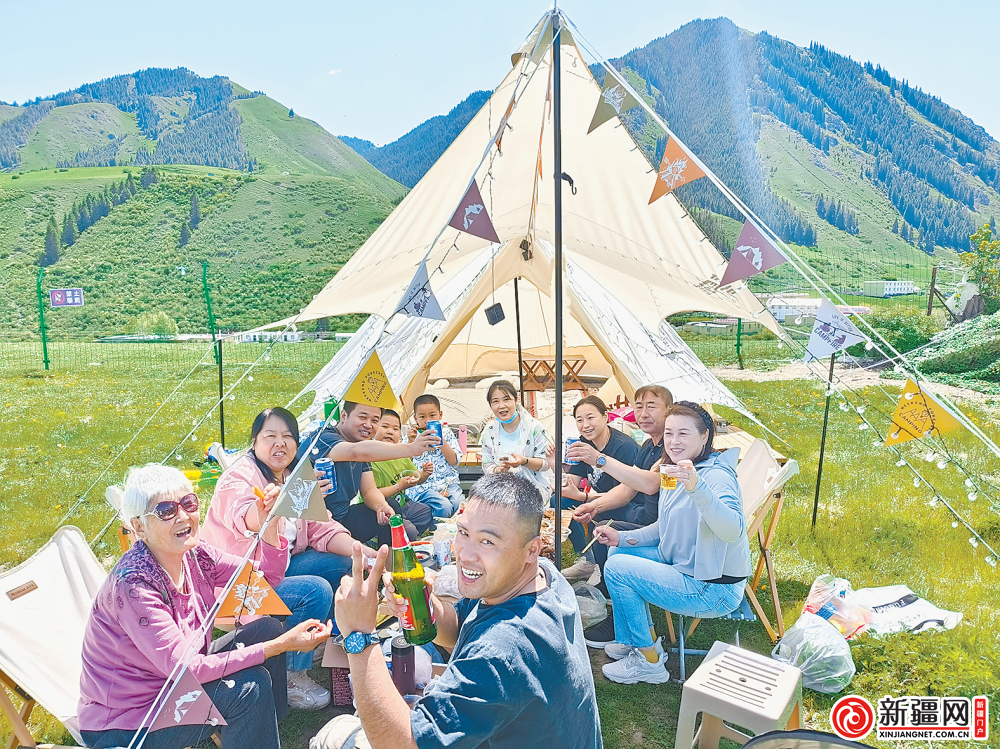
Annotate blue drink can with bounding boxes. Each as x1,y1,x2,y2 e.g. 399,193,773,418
426,420,443,447
315,458,337,495
564,437,580,465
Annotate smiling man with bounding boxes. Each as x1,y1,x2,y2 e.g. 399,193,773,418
317,473,602,749
302,401,437,547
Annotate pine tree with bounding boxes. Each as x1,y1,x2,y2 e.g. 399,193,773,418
77,205,91,234
288,108,294,118
179,222,191,248
140,167,158,189
125,171,136,196
892,218,899,234
816,194,825,217
190,193,200,230
61,214,77,246
41,217,59,266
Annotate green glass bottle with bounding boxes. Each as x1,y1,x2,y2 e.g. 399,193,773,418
390,515,437,645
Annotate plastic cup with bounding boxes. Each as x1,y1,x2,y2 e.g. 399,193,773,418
660,464,678,490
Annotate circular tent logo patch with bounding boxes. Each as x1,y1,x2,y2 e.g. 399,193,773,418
831,695,876,740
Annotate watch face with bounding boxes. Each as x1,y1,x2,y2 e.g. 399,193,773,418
597,456,606,467
344,631,368,654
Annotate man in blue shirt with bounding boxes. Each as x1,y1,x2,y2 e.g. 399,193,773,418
320,473,603,749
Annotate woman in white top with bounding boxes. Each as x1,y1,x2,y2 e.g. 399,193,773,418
479,380,551,499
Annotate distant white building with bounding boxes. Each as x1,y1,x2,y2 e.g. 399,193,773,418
234,331,303,343
863,280,917,297
767,296,822,323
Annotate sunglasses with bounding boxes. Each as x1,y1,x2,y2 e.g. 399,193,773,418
139,493,199,522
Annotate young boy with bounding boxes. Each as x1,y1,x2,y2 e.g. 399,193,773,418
406,394,465,518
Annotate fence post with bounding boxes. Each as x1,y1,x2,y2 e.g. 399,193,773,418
217,338,225,448
735,317,745,370
201,260,219,364
36,267,50,370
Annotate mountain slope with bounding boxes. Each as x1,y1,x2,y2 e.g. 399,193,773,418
342,19,998,261
345,90,491,188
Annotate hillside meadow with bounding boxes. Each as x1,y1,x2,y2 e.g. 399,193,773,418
0,164,404,336
1,343,998,748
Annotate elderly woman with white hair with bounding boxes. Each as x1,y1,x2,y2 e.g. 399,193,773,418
77,463,332,749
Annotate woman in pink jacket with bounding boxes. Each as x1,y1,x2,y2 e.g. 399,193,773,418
78,463,330,749
201,407,373,709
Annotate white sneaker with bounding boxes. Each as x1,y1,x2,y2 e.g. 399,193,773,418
287,670,331,710
602,644,670,684
585,565,602,587
561,557,597,582
605,636,664,662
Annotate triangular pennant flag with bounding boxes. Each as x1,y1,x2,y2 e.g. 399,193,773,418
803,298,868,362
150,669,227,731
342,350,400,410
273,457,330,522
448,181,500,244
718,221,788,287
394,260,445,321
648,137,706,204
885,379,962,445
216,561,291,619
588,77,640,133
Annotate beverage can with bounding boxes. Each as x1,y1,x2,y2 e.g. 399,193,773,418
315,458,337,495
426,420,443,447
659,464,677,490
564,437,580,465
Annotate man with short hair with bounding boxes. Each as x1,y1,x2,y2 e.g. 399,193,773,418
567,384,672,647
302,401,436,547
316,473,603,749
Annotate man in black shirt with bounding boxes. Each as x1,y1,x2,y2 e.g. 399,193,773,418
302,401,437,546
566,385,672,646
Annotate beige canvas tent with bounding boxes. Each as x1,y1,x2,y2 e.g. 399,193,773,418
262,12,783,419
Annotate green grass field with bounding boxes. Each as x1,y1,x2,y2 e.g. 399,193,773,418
1,344,998,747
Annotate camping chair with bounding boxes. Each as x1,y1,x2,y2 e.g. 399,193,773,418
664,440,799,681
0,526,107,749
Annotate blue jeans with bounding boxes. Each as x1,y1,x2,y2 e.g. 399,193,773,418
409,480,463,517
286,548,353,611
82,617,286,749
274,572,334,672
604,545,745,648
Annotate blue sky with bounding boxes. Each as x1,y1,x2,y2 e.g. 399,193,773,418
1,0,997,146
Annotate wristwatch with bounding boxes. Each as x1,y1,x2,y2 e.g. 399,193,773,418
343,630,379,654
596,455,607,467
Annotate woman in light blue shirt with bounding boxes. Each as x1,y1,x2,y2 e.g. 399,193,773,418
592,401,750,685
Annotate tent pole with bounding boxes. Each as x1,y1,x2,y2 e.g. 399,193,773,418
514,277,525,407
812,352,837,528
552,9,564,569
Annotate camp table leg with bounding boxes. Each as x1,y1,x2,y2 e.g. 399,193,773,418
0,683,36,749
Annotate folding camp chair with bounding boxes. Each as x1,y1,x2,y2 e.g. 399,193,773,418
0,526,107,749
664,440,799,681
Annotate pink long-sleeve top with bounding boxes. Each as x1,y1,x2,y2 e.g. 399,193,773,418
200,454,350,557
78,537,288,731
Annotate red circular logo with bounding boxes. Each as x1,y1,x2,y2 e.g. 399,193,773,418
831,695,875,739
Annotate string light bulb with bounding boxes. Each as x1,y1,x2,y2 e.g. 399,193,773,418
965,479,974,488
969,538,979,548
858,423,869,431
913,477,921,487
952,521,959,528
968,493,977,502
937,460,948,470
896,459,906,467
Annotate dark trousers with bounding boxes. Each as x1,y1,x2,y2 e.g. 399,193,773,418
82,617,287,749
342,497,433,546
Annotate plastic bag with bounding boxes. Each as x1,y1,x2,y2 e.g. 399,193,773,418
802,574,872,639
573,582,608,629
772,613,856,693
432,564,460,600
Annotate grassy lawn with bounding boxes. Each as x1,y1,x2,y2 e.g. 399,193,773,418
2,347,998,747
